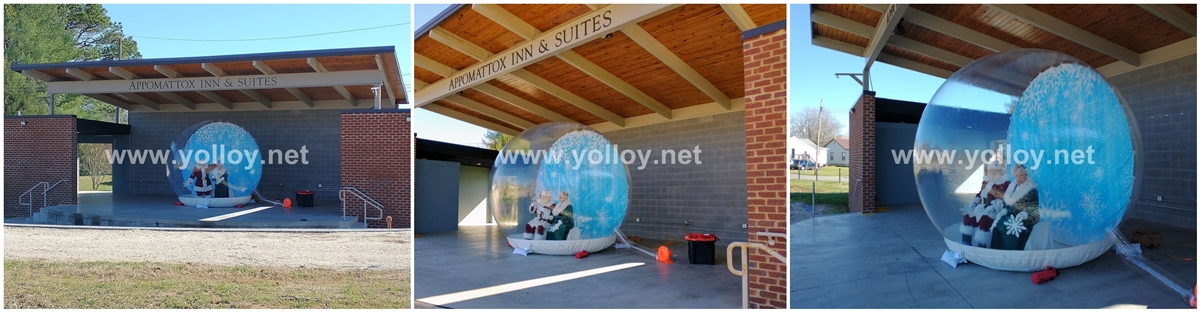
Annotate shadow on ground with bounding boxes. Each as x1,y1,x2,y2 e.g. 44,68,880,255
791,203,1196,308
414,225,744,309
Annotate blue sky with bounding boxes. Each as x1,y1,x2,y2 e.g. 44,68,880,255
412,4,492,147
105,4,413,103
789,4,946,136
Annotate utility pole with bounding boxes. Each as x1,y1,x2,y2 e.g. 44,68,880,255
116,39,124,124
815,99,823,177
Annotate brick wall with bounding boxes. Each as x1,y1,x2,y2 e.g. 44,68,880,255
4,116,78,217
607,111,749,242
1107,55,1197,228
341,110,411,228
848,92,877,213
124,110,342,201
743,26,787,309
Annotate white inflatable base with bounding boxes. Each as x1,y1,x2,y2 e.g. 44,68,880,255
178,195,252,208
944,237,1113,272
507,234,615,256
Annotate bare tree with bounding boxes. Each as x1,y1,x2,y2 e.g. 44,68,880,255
790,107,844,145
78,143,111,190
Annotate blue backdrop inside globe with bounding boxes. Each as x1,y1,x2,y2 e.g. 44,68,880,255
167,121,262,201
1007,63,1133,246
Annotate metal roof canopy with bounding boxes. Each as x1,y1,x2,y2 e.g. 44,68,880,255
11,46,408,112
413,4,786,135
811,4,1197,93
415,138,499,168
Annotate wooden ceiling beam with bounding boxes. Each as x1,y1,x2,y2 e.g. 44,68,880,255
864,4,908,74
987,4,1140,66
307,57,357,106
511,69,625,127
720,4,758,32
429,27,493,61
443,94,537,129
415,54,457,78
1097,37,1197,77
622,25,732,109
65,68,94,81
812,36,953,79
120,93,160,111
812,9,974,67
900,9,1021,53
253,60,313,107
473,83,574,123
85,94,132,110
423,103,522,136
20,70,58,82
1138,4,1196,36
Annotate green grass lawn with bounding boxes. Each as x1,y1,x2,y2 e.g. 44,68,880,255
791,179,849,214
5,260,409,309
78,175,112,191
791,166,849,177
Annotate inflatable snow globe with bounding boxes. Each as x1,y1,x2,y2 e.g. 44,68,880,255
489,122,631,255
914,49,1140,271
166,120,263,207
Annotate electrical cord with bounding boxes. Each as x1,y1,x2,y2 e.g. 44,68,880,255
1166,243,1196,261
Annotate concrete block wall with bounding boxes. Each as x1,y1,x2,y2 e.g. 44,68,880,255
606,111,749,243
341,110,411,229
124,110,342,201
4,116,78,217
1107,55,1197,228
743,25,788,309
849,92,877,213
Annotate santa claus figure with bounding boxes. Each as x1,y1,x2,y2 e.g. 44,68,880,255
524,190,555,240
993,164,1040,250
185,162,224,198
973,162,1011,248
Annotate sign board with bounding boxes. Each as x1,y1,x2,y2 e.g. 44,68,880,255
416,4,680,107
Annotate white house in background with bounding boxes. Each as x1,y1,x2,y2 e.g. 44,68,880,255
787,136,827,166
824,136,850,166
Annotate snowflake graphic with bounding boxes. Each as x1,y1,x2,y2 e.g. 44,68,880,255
1005,215,1027,237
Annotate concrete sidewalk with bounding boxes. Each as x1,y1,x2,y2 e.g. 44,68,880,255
791,203,1196,309
414,225,744,309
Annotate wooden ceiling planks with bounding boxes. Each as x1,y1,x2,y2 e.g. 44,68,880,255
415,36,479,72
637,4,745,101
742,4,787,27
881,45,960,74
1029,4,1193,54
500,4,592,33
460,88,550,125
436,6,526,57
896,20,994,61
488,77,601,125
436,98,526,131
570,30,711,110
522,56,656,119
813,24,871,49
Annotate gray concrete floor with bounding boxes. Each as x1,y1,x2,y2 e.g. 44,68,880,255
791,203,1197,308
414,225,744,308
10,192,358,228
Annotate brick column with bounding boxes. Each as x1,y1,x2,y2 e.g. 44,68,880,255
743,24,787,309
340,110,411,228
848,91,876,213
4,116,78,218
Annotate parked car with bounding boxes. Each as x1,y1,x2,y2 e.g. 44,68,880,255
791,159,816,170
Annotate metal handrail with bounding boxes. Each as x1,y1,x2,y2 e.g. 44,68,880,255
338,187,384,227
18,179,69,217
727,233,788,309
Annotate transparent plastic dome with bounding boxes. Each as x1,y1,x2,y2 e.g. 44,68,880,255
914,49,1140,271
166,120,263,207
489,122,631,255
